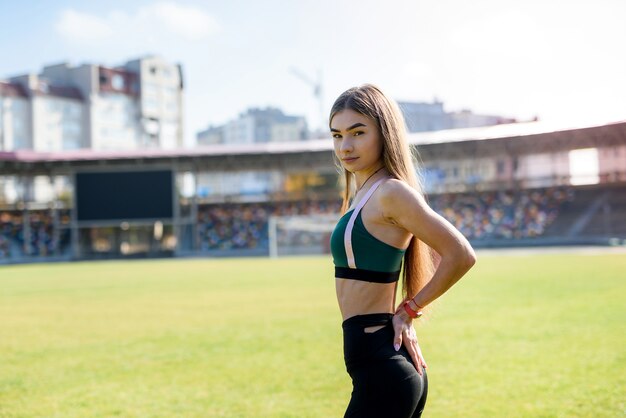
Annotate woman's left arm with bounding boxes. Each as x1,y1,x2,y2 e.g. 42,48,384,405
380,180,476,370
381,179,477,308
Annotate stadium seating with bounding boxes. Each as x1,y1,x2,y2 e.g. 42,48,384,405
2,184,625,261
428,187,574,240
578,185,626,236
196,200,342,251
0,209,71,259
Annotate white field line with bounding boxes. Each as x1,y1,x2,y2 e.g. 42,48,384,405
476,246,626,257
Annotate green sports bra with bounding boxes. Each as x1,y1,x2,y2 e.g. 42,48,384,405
330,178,406,282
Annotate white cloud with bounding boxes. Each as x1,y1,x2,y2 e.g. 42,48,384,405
55,9,116,42
150,2,218,41
55,2,219,46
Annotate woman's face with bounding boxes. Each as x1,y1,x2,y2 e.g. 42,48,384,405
330,109,383,173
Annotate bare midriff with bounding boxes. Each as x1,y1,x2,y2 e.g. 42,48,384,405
336,277,398,321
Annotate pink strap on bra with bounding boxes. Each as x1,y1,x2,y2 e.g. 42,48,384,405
344,178,386,269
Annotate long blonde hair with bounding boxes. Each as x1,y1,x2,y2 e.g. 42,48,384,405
329,84,435,299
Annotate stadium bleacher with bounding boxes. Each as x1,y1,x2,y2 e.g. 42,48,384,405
0,209,71,259
197,200,342,251
579,184,626,237
192,184,625,254
1,120,624,262
1,185,625,261
428,186,574,240
1,183,625,262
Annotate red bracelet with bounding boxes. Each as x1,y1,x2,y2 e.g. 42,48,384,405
409,299,424,312
403,301,422,319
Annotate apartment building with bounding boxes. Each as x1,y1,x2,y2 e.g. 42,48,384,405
197,107,307,145
0,55,183,151
398,100,517,133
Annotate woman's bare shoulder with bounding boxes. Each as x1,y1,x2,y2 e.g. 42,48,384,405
377,178,426,208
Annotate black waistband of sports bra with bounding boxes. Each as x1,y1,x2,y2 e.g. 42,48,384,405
342,313,394,329
335,266,400,283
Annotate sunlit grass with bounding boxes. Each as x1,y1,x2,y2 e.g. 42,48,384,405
0,252,624,417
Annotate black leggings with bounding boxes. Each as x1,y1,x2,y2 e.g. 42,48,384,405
342,313,428,418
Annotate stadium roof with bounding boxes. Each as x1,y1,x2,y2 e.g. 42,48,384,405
407,118,626,145
0,119,624,174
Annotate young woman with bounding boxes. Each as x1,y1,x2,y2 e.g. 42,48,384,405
329,84,476,418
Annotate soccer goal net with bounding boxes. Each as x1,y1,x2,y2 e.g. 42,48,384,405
268,214,339,257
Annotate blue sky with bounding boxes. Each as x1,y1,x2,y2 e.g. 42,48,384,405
1,0,625,146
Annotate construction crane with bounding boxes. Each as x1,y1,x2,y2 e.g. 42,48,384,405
290,67,324,135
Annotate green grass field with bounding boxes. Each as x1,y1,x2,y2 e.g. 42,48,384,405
1,251,624,417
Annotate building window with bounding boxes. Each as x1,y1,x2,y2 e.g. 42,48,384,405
166,101,178,114
64,102,82,119
47,99,61,112
143,98,159,113
142,83,158,99
112,74,125,90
